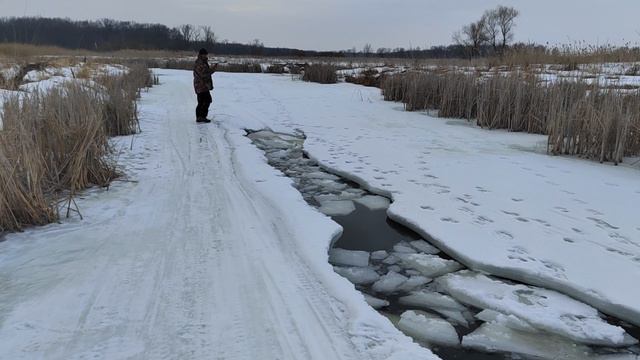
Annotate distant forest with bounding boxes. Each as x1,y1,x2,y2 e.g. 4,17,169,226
0,17,539,58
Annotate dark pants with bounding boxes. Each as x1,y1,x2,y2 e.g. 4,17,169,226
196,91,212,119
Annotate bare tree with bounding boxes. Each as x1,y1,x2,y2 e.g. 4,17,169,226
495,5,519,50
178,24,195,43
483,10,500,53
200,25,217,45
362,43,373,57
453,18,488,57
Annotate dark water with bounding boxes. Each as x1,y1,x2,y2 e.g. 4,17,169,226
334,203,512,360
332,202,420,252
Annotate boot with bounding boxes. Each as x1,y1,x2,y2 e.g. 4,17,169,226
196,117,211,123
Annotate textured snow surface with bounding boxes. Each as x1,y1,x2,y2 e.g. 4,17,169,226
0,70,437,360
438,271,637,347
205,73,640,327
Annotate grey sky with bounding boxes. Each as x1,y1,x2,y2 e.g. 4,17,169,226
1,0,639,51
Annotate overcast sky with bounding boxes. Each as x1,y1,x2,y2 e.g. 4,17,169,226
1,0,639,51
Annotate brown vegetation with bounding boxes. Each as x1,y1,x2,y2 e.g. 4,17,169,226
382,71,640,163
302,64,338,84
0,64,155,233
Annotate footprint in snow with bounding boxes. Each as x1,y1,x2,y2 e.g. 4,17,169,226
563,238,576,244
420,205,435,211
440,217,459,223
496,230,514,240
511,198,524,202
502,210,520,216
474,215,494,225
587,217,619,230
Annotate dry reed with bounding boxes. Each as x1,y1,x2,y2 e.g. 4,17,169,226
302,64,338,84
0,64,155,232
382,71,640,163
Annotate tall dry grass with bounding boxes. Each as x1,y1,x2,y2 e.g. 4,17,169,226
302,64,338,84
382,71,640,163
0,64,155,232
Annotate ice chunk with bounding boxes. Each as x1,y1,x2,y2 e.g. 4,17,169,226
462,322,592,359
370,250,389,261
398,276,432,293
393,243,417,254
372,271,408,294
438,271,638,347
398,290,473,326
303,171,340,181
398,310,460,347
318,200,356,216
435,309,474,327
328,248,369,267
334,266,380,285
592,355,640,360
400,253,463,278
354,195,391,210
364,294,390,309
410,240,441,255
399,290,467,311
387,265,402,273
311,179,348,192
382,254,400,265
476,309,538,333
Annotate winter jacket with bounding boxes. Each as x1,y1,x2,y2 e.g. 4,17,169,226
193,55,214,94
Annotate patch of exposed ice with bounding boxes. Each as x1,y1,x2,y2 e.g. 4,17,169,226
372,271,408,294
399,253,464,278
364,294,390,309
438,271,638,347
371,250,389,261
398,310,460,347
318,200,356,216
382,254,400,265
399,290,467,312
354,195,391,210
328,248,370,267
333,266,380,285
398,276,432,293
476,309,538,333
393,243,417,254
409,240,441,255
462,322,593,359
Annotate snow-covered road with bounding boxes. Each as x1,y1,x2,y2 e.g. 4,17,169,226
0,70,433,359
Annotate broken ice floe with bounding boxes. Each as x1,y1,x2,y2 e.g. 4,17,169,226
398,310,460,347
333,266,380,285
364,294,390,309
372,271,409,294
437,271,638,347
398,253,464,278
318,199,356,216
328,248,370,267
354,195,391,210
462,321,593,359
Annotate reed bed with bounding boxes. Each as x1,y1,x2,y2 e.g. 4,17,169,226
0,64,155,232
302,64,338,84
382,71,640,163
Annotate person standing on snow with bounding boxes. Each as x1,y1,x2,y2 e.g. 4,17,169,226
193,48,217,123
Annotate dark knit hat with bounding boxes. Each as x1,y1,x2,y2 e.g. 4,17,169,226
199,48,208,55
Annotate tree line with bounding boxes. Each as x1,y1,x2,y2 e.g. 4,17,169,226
0,13,549,59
